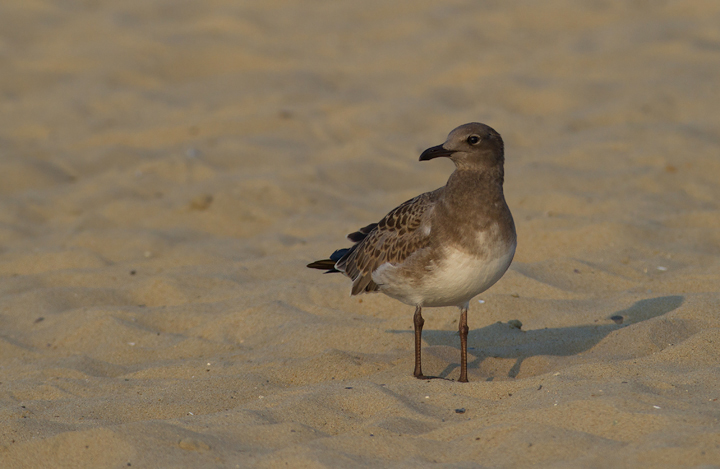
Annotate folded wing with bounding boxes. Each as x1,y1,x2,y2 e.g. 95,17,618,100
336,189,441,295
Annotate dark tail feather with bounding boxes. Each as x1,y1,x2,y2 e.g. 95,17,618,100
307,259,339,272
307,248,350,273
310,223,375,272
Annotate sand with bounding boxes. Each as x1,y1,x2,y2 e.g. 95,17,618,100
1,0,719,467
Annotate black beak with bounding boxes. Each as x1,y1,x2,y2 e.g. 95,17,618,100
419,144,454,161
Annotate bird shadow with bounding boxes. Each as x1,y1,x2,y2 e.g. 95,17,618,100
387,295,684,380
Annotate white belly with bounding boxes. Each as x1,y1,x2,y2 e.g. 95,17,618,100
373,241,516,308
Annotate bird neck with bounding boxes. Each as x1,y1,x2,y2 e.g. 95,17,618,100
436,167,515,254
450,151,505,184
444,167,506,208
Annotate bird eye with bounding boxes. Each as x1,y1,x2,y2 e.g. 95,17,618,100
467,135,480,145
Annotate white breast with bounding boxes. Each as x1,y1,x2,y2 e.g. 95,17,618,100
417,243,515,307
373,236,516,308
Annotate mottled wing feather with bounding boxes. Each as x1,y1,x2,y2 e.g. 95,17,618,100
336,188,441,295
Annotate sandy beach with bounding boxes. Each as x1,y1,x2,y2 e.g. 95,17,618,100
1,0,719,467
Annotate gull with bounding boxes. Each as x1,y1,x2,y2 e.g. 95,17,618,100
308,123,516,382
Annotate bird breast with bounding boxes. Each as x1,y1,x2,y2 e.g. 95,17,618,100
372,225,516,308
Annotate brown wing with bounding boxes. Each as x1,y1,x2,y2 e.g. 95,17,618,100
336,188,442,295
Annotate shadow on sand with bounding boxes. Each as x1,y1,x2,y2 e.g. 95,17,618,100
388,295,685,380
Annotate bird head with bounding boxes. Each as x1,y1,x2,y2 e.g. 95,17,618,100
419,122,504,171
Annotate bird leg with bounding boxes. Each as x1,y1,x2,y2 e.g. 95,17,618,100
413,306,424,378
458,306,469,382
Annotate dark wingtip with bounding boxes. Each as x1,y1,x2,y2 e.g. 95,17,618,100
307,259,337,270
329,248,349,261
347,223,377,242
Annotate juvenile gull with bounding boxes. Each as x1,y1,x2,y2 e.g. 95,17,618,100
308,123,516,382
